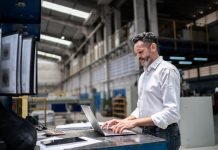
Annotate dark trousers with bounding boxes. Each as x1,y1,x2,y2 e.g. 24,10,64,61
143,123,181,150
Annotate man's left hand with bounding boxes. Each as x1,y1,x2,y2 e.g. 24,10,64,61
111,120,136,133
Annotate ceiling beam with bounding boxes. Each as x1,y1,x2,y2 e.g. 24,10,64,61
53,0,99,10
111,0,126,8
98,0,113,5
37,42,71,57
83,9,100,26
40,31,80,44
71,0,99,9
37,55,62,62
42,15,83,29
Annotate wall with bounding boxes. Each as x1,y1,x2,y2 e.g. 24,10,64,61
38,57,62,93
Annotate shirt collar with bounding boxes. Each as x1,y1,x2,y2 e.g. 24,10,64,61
145,56,163,72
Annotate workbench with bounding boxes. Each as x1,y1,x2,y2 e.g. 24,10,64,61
36,128,167,150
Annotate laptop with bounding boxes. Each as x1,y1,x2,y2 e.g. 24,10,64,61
81,105,136,136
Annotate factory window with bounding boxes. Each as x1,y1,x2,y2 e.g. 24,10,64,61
200,66,210,77
189,68,198,78
183,70,189,79
210,64,218,75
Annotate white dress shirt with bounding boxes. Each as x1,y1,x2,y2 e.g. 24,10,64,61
131,56,180,129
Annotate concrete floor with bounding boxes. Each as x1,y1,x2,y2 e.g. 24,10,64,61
53,112,218,150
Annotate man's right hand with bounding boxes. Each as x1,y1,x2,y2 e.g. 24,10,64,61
101,119,122,130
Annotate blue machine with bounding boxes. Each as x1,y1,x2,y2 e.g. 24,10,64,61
113,88,126,97
0,0,41,40
95,92,101,112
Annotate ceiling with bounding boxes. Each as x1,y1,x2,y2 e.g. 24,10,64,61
38,0,218,67
39,0,98,60
157,0,218,20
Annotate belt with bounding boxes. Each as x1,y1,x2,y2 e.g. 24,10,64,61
143,123,178,132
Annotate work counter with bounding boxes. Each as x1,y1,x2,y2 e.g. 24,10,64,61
36,128,167,150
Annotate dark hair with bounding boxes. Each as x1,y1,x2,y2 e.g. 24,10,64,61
132,32,157,44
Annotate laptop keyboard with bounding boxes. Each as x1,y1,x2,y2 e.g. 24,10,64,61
102,129,114,134
102,128,136,136
102,129,123,135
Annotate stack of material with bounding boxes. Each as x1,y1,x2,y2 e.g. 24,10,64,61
31,110,55,126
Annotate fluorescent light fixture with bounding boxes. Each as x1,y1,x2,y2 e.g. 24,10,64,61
38,51,62,61
193,57,208,61
42,1,90,19
170,56,186,60
179,61,192,65
40,34,72,47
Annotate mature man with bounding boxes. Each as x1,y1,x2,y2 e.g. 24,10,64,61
102,32,181,150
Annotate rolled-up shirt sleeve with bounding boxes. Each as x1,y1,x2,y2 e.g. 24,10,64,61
131,107,139,118
151,68,180,129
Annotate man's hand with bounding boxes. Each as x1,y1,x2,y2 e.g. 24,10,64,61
111,120,137,134
101,119,122,130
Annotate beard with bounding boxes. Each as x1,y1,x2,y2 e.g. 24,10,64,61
143,58,151,69
140,56,151,69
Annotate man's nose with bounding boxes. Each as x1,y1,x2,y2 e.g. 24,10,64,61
137,54,142,59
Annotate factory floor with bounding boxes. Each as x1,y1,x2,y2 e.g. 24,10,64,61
53,112,218,150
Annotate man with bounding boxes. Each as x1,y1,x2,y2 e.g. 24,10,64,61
102,32,181,150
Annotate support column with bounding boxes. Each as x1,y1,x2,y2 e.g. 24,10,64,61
89,36,94,93
88,26,94,93
133,0,145,73
96,28,104,59
114,9,121,30
102,6,112,99
103,6,112,54
88,66,92,94
89,32,95,53
133,0,146,34
78,73,81,95
105,57,110,100
15,96,28,118
89,31,95,62
147,0,159,36
96,30,102,43
114,9,121,47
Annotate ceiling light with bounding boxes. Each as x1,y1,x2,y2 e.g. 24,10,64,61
61,36,65,40
193,57,208,61
179,61,192,65
170,56,186,60
42,1,90,19
40,34,72,47
38,51,62,61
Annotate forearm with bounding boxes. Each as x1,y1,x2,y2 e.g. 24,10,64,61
134,117,154,127
124,115,136,120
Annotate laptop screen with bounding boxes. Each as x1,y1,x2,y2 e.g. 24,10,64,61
81,105,104,135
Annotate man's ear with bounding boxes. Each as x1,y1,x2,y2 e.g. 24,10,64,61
150,43,157,52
